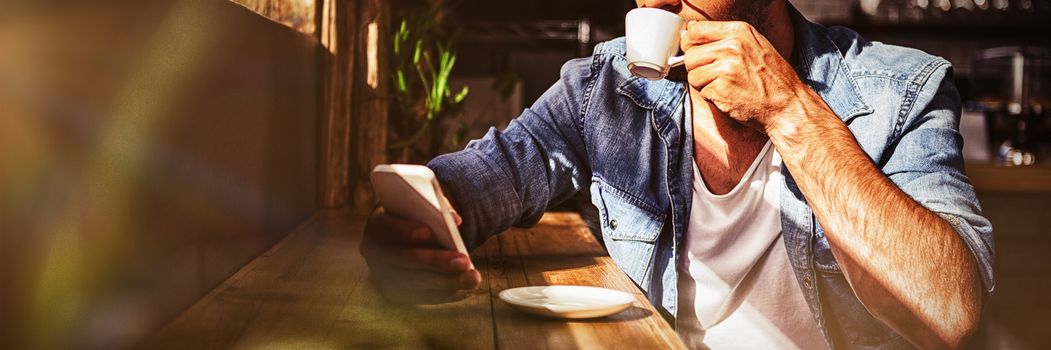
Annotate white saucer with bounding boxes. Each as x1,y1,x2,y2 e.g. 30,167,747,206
498,286,635,319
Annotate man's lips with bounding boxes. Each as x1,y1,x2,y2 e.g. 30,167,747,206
658,3,683,14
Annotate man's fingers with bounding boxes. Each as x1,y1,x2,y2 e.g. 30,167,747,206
366,209,435,245
687,60,734,90
681,20,754,49
683,45,719,71
451,209,463,226
361,240,472,274
437,193,463,226
687,66,717,90
682,37,744,71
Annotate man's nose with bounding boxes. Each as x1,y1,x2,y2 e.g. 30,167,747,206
637,0,682,12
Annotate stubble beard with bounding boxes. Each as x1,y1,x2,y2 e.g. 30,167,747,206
731,0,775,33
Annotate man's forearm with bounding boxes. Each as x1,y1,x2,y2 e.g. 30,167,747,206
766,95,983,348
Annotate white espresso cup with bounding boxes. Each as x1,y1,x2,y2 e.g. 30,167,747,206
625,8,686,80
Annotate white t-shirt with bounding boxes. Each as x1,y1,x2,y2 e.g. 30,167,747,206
677,103,827,350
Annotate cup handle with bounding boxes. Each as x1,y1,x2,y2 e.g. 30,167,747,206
668,55,685,68
667,29,688,68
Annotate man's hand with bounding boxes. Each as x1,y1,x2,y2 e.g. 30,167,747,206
360,207,482,304
681,20,823,131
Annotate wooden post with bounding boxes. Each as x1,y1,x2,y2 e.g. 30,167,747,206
317,0,356,208
350,0,390,213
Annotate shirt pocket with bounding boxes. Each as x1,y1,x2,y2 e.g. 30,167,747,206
589,179,665,288
589,179,664,242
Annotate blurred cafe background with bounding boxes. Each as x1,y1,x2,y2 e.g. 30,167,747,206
1,0,1049,348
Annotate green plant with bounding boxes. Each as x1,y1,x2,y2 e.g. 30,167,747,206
388,1,468,161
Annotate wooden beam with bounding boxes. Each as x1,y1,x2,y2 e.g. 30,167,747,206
317,0,356,208
350,0,391,213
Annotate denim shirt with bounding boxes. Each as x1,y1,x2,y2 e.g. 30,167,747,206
429,9,994,349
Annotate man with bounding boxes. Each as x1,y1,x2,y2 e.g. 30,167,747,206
361,0,994,348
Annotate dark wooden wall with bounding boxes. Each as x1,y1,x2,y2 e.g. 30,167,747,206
0,0,321,347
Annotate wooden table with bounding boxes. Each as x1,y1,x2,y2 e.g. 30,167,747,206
143,210,686,349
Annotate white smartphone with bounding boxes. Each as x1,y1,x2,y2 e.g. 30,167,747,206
370,164,470,259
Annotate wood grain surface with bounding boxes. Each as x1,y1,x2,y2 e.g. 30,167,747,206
143,210,685,349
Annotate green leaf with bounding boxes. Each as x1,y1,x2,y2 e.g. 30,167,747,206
394,70,407,94
453,86,469,104
394,20,408,55
412,39,423,65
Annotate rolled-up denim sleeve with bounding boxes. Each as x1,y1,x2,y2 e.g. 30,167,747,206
427,59,593,249
881,62,995,294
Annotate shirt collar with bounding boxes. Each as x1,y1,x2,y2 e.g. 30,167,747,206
787,6,873,121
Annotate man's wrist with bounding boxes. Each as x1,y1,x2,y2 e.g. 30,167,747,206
765,90,844,166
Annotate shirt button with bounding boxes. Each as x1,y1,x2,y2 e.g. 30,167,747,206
803,276,813,289
609,219,618,230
